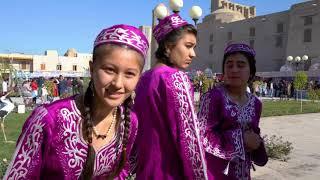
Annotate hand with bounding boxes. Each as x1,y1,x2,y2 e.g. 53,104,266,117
243,130,261,152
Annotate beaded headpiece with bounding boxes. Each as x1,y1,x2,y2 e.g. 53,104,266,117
94,24,149,59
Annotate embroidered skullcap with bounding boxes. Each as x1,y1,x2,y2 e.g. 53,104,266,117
224,43,256,57
94,24,149,59
153,13,191,43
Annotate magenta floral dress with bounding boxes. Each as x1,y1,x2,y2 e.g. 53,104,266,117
198,85,268,180
4,96,137,180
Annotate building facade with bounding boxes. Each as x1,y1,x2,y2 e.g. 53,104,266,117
139,25,153,71
191,0,320,76
0,48,92,78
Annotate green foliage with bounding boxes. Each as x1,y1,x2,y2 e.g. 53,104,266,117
45,80,55,96
307,89,320,102
263,135,293,162
193,74,214,93
293,71,308,90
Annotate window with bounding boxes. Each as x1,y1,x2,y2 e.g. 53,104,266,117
57,64,62,71
304,28,312,42
304,16,313,26
209,44,214,54
228,31,232,40
275,36,283,47
21,62,27,70
249,27,255,37
40,64,46,70
249,40,255,48
73,65,77,71
277,23,284,33
209,33,214,42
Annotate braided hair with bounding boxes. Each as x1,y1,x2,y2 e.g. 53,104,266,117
110,95,133,177
80,44,140,179
80,81,134,179
80,81,95,180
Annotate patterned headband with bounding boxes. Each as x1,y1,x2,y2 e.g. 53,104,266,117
224,43,256,57
94,24,149,59
153,13,191,43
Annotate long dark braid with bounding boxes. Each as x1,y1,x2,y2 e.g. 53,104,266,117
111,95,133,177
80,81,96,180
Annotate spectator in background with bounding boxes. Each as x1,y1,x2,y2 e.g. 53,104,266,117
58,75,68,98
30,79,38,105
2,77,8,96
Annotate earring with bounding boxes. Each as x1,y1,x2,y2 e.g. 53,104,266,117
131,92,136,105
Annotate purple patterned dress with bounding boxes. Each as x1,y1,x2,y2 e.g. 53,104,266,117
133,65,208,180
4,96,137,180
198,85,268,180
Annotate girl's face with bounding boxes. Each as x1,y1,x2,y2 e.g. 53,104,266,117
223,53,251,88
167,32,197,70
90,45,143,108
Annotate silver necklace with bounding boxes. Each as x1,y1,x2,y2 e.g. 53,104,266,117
93,107,117,140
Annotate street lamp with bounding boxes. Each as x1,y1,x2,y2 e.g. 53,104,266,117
169,0,183,13
287,55,309,71
154,3,169,20
168,0,203,25
189,6,203,25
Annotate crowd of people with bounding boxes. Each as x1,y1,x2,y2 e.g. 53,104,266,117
18,75,84,106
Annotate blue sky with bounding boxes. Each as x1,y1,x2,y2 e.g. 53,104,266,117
0,0,304,55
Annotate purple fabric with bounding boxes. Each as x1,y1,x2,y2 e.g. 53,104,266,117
153,13,190,43
4,96,138,180
133,65,208,179
94,24,149,59
198,85,267,180
224,43,256,57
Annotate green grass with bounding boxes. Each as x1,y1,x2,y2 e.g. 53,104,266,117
262,100,320,117
0,112,30,178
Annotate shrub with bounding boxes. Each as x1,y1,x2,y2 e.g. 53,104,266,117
307,89,319,102
293,71,308,90
263,135,293,162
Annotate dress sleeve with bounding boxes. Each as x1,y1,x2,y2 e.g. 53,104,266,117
251,99,268,166
198,88,245,161
163,71,207,180
116,113,139,180
4,106,49,180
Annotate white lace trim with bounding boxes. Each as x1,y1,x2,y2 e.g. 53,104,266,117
171,71,208,180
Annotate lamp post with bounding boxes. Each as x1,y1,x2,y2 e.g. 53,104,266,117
287,55,309,71
189,5,203,25
154,0,203,26
169,0,183,13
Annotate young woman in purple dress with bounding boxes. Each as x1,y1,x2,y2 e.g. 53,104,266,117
133,12,208,179
4,24,149,180
198,43,268,180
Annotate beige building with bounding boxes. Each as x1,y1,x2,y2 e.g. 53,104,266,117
0,48,92,78
192,0,320,77
139,25,152,71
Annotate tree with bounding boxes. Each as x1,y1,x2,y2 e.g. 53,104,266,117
293,71,308,112
293,71,308,90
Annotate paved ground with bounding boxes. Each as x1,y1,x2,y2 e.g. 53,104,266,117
252,113,320,180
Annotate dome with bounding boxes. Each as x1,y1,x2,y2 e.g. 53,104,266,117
212,8,245,23
64,48,78,57
280,64,293,72
309,63,320,71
